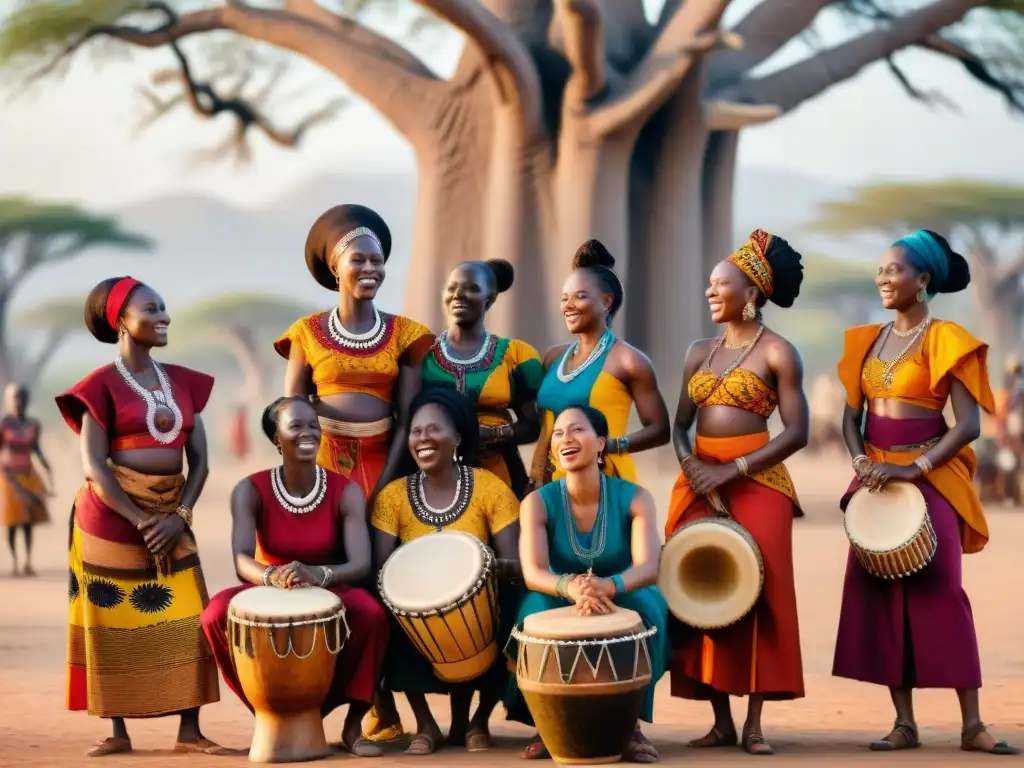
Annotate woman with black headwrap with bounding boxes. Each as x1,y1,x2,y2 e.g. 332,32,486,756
529,240,670,487
833,229,1018,754
370,388,522,756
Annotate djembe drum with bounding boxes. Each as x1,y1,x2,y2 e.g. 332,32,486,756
658,490,764,629
512,606,657,765
844,481,937,579
227,586,349,763
378,530,499,682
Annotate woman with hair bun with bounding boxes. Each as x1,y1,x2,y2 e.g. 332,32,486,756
55,277,224,756
666,230,810,755
833,229,1019,755
200,396,389,758
529,240,670,487
421,258,544,498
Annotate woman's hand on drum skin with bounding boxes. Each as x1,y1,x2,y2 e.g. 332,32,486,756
138,514,185,558
863,462,921,490
577,577,617,614
686,459,739,496
277,561,323,588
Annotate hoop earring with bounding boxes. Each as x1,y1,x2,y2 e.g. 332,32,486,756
742,301,757,322
917,289,927,303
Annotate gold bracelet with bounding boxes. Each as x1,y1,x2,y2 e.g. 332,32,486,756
176,505,193,527
914,455,933,474
734,456,749,476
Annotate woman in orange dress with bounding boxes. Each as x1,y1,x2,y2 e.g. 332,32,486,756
1,382,53,577
665,230,808,756
832,229,1019,755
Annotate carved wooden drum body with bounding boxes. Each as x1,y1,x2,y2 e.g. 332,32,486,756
513,606,656,765
378,530,499,683
227,586,349,764
844,481,937,579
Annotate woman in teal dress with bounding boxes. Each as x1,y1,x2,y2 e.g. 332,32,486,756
509,405,667,763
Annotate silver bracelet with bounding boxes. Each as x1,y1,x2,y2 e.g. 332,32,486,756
734,456,749,476
319,566,332,587
262,565,274,586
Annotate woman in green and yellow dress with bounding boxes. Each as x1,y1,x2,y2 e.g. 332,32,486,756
530,240,670,486
370,388,522,756
422,259,544,499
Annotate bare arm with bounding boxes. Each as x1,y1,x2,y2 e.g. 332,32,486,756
842,404,868,461
672,341,710,467
519,491,564,596
324,482,372,585
492,521,522,580
178,414,210,511
230,478,270,585
508,400,541,446
615,345,670,454
373,363,421,500
912,379,981,472
620,488,660,591
80,414,147,528
31,420,52,474
283,343,314,397
371,528,399,587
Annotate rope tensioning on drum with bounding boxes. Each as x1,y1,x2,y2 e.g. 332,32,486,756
509,626,657,684
230,609,350,660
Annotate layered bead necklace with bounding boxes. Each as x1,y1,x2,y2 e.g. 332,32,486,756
271,465,327,515
560,475,609,569
114,357,183,444
557,329,615,384
328,305,387,350
406,463,474,531
435,331,497,393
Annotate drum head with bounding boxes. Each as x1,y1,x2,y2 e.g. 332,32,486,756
522,605,643,640
845,481,926,550
228,585,341,622
380,531,486,612
659,519,762,628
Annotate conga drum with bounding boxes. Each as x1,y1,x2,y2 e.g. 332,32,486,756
844,481,937,579
512,606,657,765
378,530,498,683
658,491,763,629
227,586,349,763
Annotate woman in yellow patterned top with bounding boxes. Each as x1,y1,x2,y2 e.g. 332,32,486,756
275,204,434,504
371,388,521,756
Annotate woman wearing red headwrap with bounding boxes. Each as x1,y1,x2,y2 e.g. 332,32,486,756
55,277,225,757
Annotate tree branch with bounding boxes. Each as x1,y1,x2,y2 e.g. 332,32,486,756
556,0,607,104
589,0,734,136
917,34,1024,112
705,98,782,130
884,54,960,111
20,329,67,388
417,0,543,142
718,0,989,113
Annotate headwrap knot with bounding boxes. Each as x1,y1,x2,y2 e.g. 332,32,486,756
727,229,775,298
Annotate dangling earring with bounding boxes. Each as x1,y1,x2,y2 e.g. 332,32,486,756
276,443,282,455
453,448,461,465
598,453,606,469
742,301,757,322
916,288,927,303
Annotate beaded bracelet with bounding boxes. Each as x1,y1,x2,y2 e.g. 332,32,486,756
262,565,274,586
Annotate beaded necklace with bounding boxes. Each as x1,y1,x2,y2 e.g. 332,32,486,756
557,329,615,384
559,475,608,568
327,305,387,350
406,463,475,531
271,465,327,515
113,358,183,444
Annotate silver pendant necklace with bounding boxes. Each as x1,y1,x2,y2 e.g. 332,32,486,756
114,357,183,444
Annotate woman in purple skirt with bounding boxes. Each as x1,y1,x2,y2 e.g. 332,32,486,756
833,229,1018,755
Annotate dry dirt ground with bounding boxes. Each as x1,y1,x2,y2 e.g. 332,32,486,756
2,442,1022,766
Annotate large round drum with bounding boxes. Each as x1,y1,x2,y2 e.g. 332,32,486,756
227,586,348,764
845,481,937,579
378,530,498,683
513,606,656,765
659,516,764,629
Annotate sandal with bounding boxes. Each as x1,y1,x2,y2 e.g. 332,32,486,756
961,722,1021,755
742,731,775,756
173,737,246,756
623,730,659,763
341,735,384,758
521,735,549,759
869,720,920,751
86,737,131,757
406,733,439,756
689,726,737,748
466,729,493,753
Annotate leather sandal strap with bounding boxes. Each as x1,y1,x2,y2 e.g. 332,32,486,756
961,721,987,741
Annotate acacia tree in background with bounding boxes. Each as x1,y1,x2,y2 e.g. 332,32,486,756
0,197,152,389
811,180,1024,360
11,296,88,388
2,1,1023,400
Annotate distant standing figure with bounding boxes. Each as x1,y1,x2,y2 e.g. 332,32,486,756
229,403,249,461
1,382,53,577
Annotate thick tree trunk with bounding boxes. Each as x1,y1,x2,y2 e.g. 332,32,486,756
701,129,739,338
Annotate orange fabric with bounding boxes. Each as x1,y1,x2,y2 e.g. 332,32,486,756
726,229,775,298
837,320,995,413
316,428,390,498
665,432,801,538
688,368,778,419
863,440,988,555
667,460,804,700
274,312,434,402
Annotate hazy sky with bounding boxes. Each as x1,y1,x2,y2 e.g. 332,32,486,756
1,0,1022,210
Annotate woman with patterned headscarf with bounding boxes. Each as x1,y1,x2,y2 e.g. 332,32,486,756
665,230,809,756
833,229,1018,754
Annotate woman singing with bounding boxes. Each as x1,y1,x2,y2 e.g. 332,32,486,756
422,258,544,498
370,388,522,756
275,204,434,504
200,396,389,758
2,382,53,577
665,230,808,755
55,277,222,757
529,241,669,487
833,229,1019,755
509,405,668,763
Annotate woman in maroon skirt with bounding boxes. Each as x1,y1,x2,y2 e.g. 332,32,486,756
833,229,1018,754
201,395,389,758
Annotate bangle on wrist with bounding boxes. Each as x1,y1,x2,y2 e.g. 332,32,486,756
176,504,193,527
262,565,275,586
914,455,933,474
319,566,332,587
734,456,749,477
610,574,625,596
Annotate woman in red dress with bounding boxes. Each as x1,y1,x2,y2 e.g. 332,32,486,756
55,277,223,757
201,395,389,758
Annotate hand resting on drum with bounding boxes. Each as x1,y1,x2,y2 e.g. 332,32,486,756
860,462,921,491
573,575,617,616
681,456,740,497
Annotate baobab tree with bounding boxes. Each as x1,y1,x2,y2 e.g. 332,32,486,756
3,1,1022,400
811,179,1024,362
0,197,152,389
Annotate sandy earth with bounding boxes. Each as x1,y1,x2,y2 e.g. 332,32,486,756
2,441,1022,766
